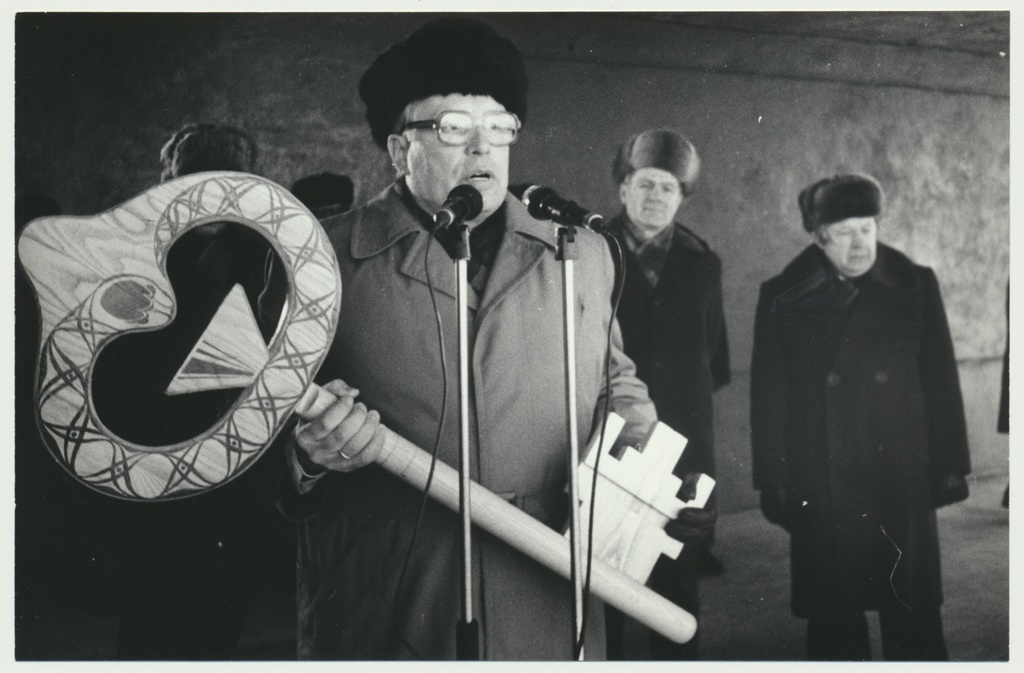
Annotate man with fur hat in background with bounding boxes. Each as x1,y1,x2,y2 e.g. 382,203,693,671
604,128,730,661
278,17,710,660
100,122,292,659
750,173,971,660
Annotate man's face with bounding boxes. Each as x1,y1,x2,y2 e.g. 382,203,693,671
815,216,878,278
618,167,684,239
388,93,511,227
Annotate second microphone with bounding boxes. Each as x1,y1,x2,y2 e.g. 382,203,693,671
521,185,605,231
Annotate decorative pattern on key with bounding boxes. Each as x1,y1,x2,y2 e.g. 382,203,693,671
23,173,341,500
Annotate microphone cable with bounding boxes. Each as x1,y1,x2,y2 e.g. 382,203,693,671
518,185,622,657
389,229,451,659
388,216,627,660
574,228,627,659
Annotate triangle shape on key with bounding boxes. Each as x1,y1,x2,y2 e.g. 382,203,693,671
165,284,270,395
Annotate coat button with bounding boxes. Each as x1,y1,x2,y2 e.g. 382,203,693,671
878,444,885,453
826,372,841,386
875,370,889,383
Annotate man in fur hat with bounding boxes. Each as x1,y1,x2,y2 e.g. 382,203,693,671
95,122,292,659
278,17,698,660
102,119,292,655
750,173,971,660
604,128,730,660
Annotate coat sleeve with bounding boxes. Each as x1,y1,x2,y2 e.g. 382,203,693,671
601,316,658,448
750,282,789,491
275,422,330,522
707,255,732,391
917,268,972,478
592,237,658,448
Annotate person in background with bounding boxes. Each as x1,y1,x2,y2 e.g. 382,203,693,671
291,171,356,219
159,122,257,183
158,123,285,334
104,122,293,659
603,128,729,661
750,172,971,661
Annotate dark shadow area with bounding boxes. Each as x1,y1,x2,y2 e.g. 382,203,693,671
14,475,1006,661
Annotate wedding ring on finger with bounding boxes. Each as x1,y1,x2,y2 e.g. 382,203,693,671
339,449,352,460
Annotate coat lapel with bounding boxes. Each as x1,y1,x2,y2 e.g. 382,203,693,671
349,183,467,306
398,222,472,308
654,226,705,300
477,196,556,321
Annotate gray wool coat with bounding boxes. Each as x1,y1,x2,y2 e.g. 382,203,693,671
284,183,657,660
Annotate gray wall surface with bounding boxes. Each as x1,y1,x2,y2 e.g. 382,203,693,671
15,12,1010,513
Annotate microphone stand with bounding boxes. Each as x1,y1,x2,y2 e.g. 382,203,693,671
444,222,479,660
556,223,586,660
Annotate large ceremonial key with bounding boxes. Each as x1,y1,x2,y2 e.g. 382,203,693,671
17,171,697,643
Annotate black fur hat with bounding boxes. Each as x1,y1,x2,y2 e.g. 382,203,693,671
798,173,883,232
613,128,701,197
358,16,528,149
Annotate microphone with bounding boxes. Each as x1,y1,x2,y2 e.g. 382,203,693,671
522,185,605,231
434,184,484,230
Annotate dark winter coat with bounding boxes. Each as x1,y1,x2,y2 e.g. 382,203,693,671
283,184,657,660
605,214,730,654
750,243,970,617
609,214,731,478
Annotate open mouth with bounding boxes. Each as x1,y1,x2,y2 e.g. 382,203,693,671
467,171,494,183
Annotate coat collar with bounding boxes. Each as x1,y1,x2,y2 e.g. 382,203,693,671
348,182,558,311
780,242,922,293
608,212,709,256
349,182,424,260
770,243,923,318
670,221,710,255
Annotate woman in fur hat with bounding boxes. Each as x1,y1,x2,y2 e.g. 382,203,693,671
750,173,971,660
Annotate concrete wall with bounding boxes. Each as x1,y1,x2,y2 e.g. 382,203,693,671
15,12,1010,512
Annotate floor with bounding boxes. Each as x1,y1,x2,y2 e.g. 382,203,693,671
697,474,1010,661
13,474,1009,662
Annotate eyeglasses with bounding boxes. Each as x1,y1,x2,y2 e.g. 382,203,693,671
401,110,521,147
